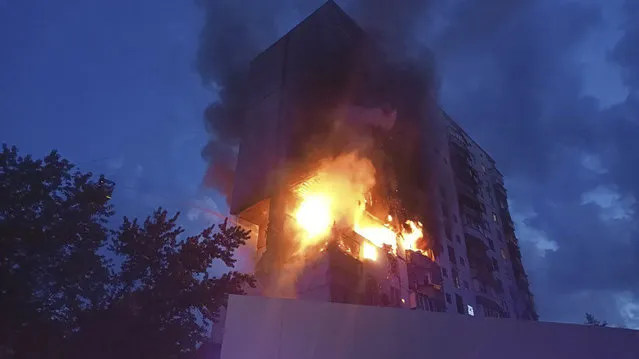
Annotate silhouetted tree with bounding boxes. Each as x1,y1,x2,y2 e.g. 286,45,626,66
585,313,608,327
0,145,254,359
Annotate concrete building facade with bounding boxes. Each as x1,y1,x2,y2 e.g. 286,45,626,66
220,295,639,359
229,1,535,321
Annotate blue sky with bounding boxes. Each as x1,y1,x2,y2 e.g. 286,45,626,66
2,0,639,328
0,0,224,225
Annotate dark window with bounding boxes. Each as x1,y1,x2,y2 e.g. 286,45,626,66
459,257,465,266
488,238,495,250
448,245,456,264
442,203,449,218
456,235,461,243
463,280,469,289
417,293,431,311
445,225,452,240
492,258,499,272
455,294,465,314
446,293,452,304
452,269,461,289
442,268,448,278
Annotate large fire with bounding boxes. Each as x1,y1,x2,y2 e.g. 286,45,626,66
292,152,431,261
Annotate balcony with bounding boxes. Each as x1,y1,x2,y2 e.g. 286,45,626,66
406,250,443,289
476,295,509,318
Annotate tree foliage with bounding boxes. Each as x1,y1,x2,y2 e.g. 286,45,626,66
585,313,608,327
0,144,254,358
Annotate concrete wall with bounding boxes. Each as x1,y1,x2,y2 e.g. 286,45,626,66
220,295,639,359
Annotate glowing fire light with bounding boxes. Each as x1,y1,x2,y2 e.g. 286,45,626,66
295,194,332,238
362,242,378,261
292,152,430,260
354,223,397,250
401,220,423,251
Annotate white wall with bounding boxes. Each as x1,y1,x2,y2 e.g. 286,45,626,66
220,295,639,359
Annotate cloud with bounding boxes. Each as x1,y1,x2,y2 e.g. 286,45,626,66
581,185,636,221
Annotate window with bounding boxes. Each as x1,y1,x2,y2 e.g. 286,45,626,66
443,157,448,165
492,258,499,272
463,280,469,289
442,268,448,278
417,293,431,311
459,257,465,266
446,293,452,304
452,269,461,289
448,246,456,264
488,238,495,251
492,212,498,222
467,305,475,316
501,248,508,260
445,223,452,240
455,294,465,314
453,214,458,223
456,235,461,243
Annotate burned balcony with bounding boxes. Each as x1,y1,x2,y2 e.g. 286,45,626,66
326,241,363,305
406,250,443,287
406,250,445,312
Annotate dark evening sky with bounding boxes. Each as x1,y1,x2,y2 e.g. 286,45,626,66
1,0,638,327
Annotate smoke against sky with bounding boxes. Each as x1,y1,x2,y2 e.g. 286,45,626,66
195,0,639,327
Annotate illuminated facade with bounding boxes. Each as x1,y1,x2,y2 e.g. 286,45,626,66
230,1,536,320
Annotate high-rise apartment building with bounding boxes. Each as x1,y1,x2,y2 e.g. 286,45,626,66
230,1,536,320
439,114,537,319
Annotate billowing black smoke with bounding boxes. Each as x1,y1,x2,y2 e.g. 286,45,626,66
196,0,438,205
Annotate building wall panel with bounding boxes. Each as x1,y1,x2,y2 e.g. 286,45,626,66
221,295,639,359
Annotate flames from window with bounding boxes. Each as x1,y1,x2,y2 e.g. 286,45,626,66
291,152,432,261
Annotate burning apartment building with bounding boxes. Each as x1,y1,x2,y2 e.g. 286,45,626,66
225,1,536,321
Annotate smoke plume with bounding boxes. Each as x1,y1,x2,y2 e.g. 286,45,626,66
196,0,438,202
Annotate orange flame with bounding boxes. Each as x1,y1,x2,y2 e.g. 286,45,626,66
292,152,429,261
